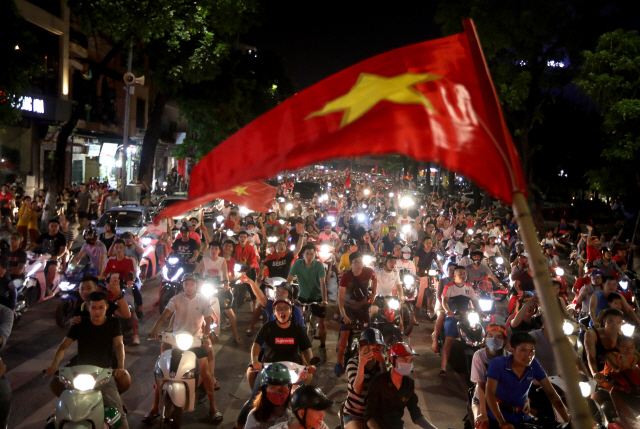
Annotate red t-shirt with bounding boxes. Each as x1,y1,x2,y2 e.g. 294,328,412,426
234,244,258,269
339,267,376,288
225,257,236,275
0,192,13,209
586,245,601,263
103,255,137,282
573,277,592,294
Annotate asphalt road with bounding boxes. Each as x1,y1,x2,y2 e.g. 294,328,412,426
3,227,475,428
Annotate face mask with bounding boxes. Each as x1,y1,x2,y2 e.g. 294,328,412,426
267,390,289,406
403,253,411,260
473,259,482,265
395,361,413,376
486,337,504,351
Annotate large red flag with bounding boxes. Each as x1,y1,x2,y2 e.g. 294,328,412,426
180,18,525,213
161,180,276,220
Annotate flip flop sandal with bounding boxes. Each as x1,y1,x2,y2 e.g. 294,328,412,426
141,412,160,423
236,337,244,344
245,329,253,336
210,411,223,423
439,370,447,377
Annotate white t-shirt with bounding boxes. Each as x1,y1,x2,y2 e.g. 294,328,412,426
454,241,468,256
395,259,416,274
246,408,293,429
317,231,339,243
398,216,413,226
470,348,507,400
165,292,213,337
202,257,226,278
146,223,167,237
489,227,501,237
484,245,500,257
222,206,231,218
374,267,401,296
268,420,329,429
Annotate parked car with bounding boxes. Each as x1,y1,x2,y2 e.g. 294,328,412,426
157,196,202,223
202,199,223,220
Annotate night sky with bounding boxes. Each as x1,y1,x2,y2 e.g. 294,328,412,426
245,0,442,91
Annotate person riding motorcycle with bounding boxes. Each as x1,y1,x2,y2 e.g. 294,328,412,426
71,228,106,278
279,385,334,429
245,362,295,429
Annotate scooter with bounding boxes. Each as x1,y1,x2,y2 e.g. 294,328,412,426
400,270,419,330
370,295,405,346
437,308,484,375
154,332,202,427
159,256,193,313
47,365,123,429
55,262,96,328
21,250,63,306
139,233,164,282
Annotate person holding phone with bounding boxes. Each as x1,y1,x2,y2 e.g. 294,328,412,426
342,329,389,428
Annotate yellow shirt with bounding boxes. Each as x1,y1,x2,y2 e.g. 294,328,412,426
17,205,39,230
339,253,351,272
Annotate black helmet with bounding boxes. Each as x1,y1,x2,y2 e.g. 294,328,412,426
83,228,97,244
262,362,292,386
470,249,484,258
291,385,334,425
348,238,358,246
360,328,385,346
277,281,300,301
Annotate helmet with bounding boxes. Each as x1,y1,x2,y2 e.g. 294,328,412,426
488,234,497,239
273,296,293,308
389,343,418,362
277,282,299,301
550,277,563,287
590,269,604,278
470,249,484,258
401,246,411,253
348,238,358,246
262,362,292,386
84,228,97,244
602,247,612,254
181,273,196,284
291,385,334,413
360,328,385,346
543,243,553,249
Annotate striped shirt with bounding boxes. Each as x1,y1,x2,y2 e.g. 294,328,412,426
344,354,391,418
593,258,626,278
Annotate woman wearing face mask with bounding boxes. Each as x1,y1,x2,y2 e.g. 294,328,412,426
245,363,294,429
395,246,417,275
470,325,507,429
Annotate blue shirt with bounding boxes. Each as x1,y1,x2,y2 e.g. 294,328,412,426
486,355,547,423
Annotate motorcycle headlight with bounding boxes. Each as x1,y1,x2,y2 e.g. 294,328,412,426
620,280,629,290
357,213,365,221
403,275,415,285
226,230,234,237
495,257,504,265
579,381,591,398
268,237,278,243
555,267,565,276
170,268,184,282
73,374,96,392
562,321,574,336
58,281,73,291
216,215,224,223
290,245,296,251
286,204,293,211
468,229,474,235
234,263,241,272
327,216,335,222
181,368,196,379
162,266,169,280
201,283,215,297
176,333,194,350
467,312,480,326
402,225,410,233
141,237,152,246
621,323,635,337
399,197,414,208
479,299,493,312
278,220,285,225
363,255,372,265
388,299,400,310
168,257,179,265
428,269,437,276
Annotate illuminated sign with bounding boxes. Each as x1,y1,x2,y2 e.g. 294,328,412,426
20,96,45,114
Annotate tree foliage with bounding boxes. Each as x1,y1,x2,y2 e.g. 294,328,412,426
0,0,39,125
173,50,293,161
576,29,640,196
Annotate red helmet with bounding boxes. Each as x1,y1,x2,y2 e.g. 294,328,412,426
389,343,418,361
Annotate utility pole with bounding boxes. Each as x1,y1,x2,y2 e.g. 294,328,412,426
120,45,132,195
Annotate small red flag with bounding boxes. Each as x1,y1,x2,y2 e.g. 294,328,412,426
383,169,386,177
374,165,378,173
160,180,276,220
178,18,525,213
344,173,351,188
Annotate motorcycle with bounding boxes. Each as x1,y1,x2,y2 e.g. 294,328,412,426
341,320,366,372
139,233,164,282
47,365,123,429
549,265,570,303
159,256,193,313
20,250,63,307
399,270,419,330
55,262,96,328
370,295,405,346
154,332,202,427
200,276,233,338
437,308,484,375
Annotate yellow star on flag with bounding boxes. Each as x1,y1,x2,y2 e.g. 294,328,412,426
306,72,442,128
231,186,249,196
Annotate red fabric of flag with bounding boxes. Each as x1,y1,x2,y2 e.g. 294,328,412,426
160,180,276,220
344,173,351,189
182,19,525,210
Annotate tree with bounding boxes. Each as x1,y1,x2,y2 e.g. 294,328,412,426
0,0,38,125
173,49,293,161
575,30,640,198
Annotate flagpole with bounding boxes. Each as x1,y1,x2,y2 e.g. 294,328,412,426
462,18,592,429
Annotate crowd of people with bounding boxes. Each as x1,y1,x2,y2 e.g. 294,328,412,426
0,167,639,429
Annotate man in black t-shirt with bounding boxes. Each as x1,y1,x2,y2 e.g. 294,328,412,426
46,291,129,428
27,219,67,293
170,226,200,263
236,296,315,427
6,232,26,281
380,226,401,253
287,218,306,246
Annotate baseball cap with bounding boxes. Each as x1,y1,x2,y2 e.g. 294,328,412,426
179,225,189,232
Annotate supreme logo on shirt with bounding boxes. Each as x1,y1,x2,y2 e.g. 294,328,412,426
275,338,295,345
